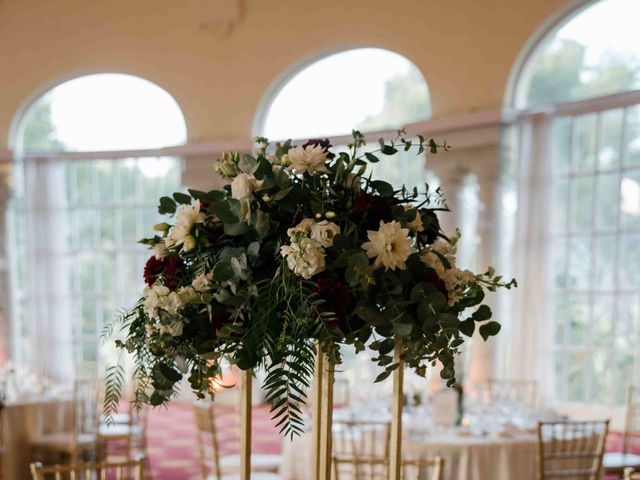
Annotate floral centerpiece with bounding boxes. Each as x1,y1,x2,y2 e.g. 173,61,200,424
104,130,515,437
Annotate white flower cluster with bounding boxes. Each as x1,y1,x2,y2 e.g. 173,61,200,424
419,234,477,305
361,220,416,271
143,272,213,337
165,200,206,252
280,218,340,279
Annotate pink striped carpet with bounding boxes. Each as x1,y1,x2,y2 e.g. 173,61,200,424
140,402,637,480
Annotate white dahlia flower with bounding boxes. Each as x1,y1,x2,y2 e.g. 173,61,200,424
361,221,416,271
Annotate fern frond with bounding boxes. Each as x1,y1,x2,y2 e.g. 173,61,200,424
103,360,125,426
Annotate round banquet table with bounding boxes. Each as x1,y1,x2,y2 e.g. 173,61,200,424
279,429,541,480
2,394,72,480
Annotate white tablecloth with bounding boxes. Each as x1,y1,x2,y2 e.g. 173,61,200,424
2,394,71,480
279,430,540,480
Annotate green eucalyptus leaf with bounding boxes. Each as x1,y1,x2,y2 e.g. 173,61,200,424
479,321,501,341
173,192,192,205
472,305,492,322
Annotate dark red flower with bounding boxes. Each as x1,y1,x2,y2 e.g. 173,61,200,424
143,255,184,290
164,256,183,290
354,192,393,229
212,309,231,333
302,138,335,159
144,256,165,287
314,277,353,329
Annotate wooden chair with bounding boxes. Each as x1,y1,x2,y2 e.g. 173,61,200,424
604,386,640,475
98,403,149,468
332,420,391,480
192,402,280,480
31,379,102,465
624,467,640,479
30,457,145,480
332,456,444,480
486,378,537,409
537,420,609,480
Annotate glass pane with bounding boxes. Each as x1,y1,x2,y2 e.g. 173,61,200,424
591,351,613,404
569,176,595,231
96,160,114,203
554,297,566,344
552,178,570,232
594,173,620,231
262,48,430,139
592,294,614,346
625,105,640,166
554,354,565,401
74,162,95,204
118,160,138,204
121,208,139,246
621,170,640,229
572,114,598,173
100,208,116,249
567,236,591,290
614,354,636,405
618,234,640,289
75,208,96,250
567,293,589,345
592,234,616,291
617,294,639,350
552,238,568,289
567,351,586,402
598,109,624,170
551,117,572,175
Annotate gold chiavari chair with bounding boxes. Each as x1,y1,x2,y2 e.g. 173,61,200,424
332,456,444,480
332,420,390,480
486,378,537,409
624,467,640,479
98,403,150,475
31,379,102,465
30,458,145,480
537,420,609,480
192,402,280,480
603,386,640,475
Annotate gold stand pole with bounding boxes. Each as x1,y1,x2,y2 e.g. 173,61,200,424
318,346,335,480
240,369,252,480
389,342,404,480
311,344,324,480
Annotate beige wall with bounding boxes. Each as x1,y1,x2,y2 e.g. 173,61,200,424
0,0,574,146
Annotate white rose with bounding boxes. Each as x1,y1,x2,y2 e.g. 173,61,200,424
231,173,263,200
287,145,330,176
310,220,340,248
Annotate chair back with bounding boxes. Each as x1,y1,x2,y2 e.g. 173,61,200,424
332,420,390,480
193,402,228,480
624,467,640,479
487,378,537,409
537,420,609,480
73,378,101,439
30,458,145,480
623,386,640,455
332,456,444,480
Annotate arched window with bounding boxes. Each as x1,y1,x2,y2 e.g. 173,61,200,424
257,48,431,190
10,74,186,380
503,0,640,408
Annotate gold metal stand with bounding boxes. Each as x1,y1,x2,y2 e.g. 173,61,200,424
389,342,405,480
240,369,252,480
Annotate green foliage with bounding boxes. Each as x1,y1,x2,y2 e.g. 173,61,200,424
105,130,515,438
